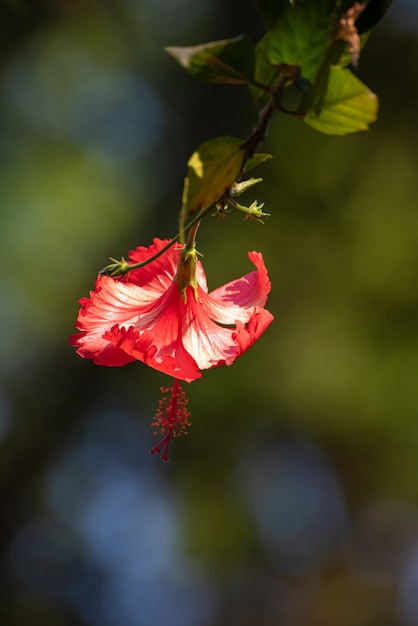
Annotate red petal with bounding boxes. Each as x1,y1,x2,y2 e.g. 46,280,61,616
181,287,240,370
205,251,271,325
105,314,202,383
71,241,274,378
232,308,274,355
125,238,179,291
70,330,135,366
70,274,166,367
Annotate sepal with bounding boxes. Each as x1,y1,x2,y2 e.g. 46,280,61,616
230,199,270,223
99,257,130,277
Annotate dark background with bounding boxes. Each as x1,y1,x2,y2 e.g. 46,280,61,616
0,1,418,625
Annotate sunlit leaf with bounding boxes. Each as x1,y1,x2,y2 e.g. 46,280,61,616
181,136,245,223
243,153,273,172
267,0,336,83
301,66,378,135
165,35,255,85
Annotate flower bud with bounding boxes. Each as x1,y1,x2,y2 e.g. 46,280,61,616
175,247,198,300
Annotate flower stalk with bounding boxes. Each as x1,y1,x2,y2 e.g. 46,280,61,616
100,208,206,278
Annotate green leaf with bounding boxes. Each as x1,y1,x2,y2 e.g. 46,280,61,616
165,35,255,85
181,136,245,223
256,0,291,29
243,153,273,172
301,66,378,135
334,31,370,68
267,0,336,83
250,33,281,104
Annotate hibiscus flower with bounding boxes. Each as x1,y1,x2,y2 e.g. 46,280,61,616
70,238,274,383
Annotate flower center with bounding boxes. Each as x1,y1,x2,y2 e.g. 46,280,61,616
150,378,191,462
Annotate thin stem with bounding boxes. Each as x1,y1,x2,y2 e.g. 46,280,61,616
185,219,201,250
108,74,288,278
115,205,210,275
241,72,288,158
227,196,246,212
247,78,277,92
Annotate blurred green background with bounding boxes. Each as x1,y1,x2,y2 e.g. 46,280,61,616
1,1,418,625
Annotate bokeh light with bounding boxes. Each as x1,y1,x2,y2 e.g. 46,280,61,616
1,1,417,625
